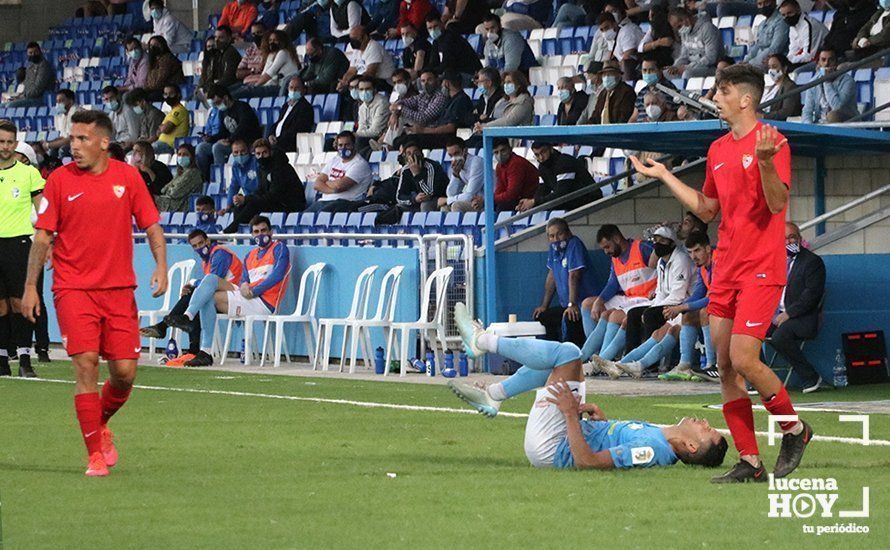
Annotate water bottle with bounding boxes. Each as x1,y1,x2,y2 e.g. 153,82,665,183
833,348,848,388
374,346,385,375
409,358,426,373
458,352,469,377
239,339,246,364
425,350,436,377
165,338,179,361
442,350,456,378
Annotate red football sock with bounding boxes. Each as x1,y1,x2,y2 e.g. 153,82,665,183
723,397,760,457
101,379,132,426
761,386,800,432
74,392,103,456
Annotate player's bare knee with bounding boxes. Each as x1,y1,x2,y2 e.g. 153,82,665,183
547,360,584,384
728,346,760,377
668,324,681,338
681,311,698,326
581,296,596,311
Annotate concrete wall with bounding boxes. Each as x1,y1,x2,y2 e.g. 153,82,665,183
506,153,890,256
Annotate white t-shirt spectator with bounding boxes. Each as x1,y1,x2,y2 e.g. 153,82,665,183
263,50,301,85
353,40,395,83
614,18,643,59
319,154,373,201
54,105,77,138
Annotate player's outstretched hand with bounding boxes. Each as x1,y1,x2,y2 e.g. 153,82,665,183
21,285,40,323
545,380,581,417
150,265,168,298
755,124,788,161
629,155,668,180
580,402,606,421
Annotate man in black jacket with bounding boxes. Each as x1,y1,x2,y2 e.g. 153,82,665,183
395,139,449,212
268,76,315,152
425,13,482,84
473,67,504,124
298,37,350,94
518,142,603,212
767,222,827,392
223,139,306,232
197,84,263,182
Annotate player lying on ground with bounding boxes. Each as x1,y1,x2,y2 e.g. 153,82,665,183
446,303,728,470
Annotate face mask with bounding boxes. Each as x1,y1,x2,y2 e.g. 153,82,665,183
316,0,328,6
197,244,211,260
550,240,569,253
602,29,617,41
394,83,408,96
487,31,499,42
28,54,42,64
760,4,775,16
198,211,216,224
557,89,571,103
783,13,800,26
359,90,374,103
642,72,659,86
149,46,163,57
768,68,783,80
815,67,826,78
503,82,516,96
269,42,281,52
151,8,162,19
257,156,272,168
216,101,228,112
253,35,264,47
164,97,178,107
254,233,272,248
786,242,800,257
53,104,66,115
205,43,217,53
288,90,302,102
602,76,618,90
881,0,890,8
349,39,362,49
402,35,414,48
334,0,348,5
653,242,674,258
233,154,250,165
496,151,511,164
585,81,596,94
106,100,119,112
133,105,144,115
349,88,359,100
338,147,354,159
127,49,141,60
429,27,442,40
645,104,663,120
177,156,191,168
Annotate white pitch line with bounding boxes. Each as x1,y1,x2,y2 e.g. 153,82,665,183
11,377,890,447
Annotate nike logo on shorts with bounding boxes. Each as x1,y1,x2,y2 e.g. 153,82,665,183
84,431,98,438
134,347,142,353
67,193,84,202
745,321,764,328
713,163,725,171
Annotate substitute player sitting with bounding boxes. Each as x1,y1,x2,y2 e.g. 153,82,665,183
165,215,290,367
139,229,243,365
630,64,812,483
446,303,728,470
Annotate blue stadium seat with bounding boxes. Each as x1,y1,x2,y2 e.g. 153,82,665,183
558,27,575,54
322,94,340,121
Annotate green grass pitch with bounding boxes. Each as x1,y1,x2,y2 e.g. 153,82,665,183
0,363,887,548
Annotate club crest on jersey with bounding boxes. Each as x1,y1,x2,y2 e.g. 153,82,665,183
113,185,125,198
11,187,19,198
742,154,754,169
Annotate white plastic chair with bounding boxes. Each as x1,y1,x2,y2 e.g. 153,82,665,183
340,266,405,373
313,265,378,371
137,259,195,360
385,266,454,377
246,262,326,367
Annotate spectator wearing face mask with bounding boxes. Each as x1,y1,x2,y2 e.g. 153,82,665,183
743,0,790,68
336,25,397,100
601,3,644,81
4,43,55,108
780,0,828,69
400,70,474,150
222,139,306,232
308,131,374,212
237,22,269,81
153,85,190,154
297,37,351,94
395,140,449,212
482,13,539,73
155,144,203,212
578,61,635,124
638,4,678,69
355,77,391,155
802,47,857,123
389,69,417,102
144,0,192,54
425,13,482,82
629,60,678,123
492,137,539,212
196,85,263,183
588,14,617,74
473,70,534,133
268,77,314,153
329,0,372,40
131,140,173,197
555,77,589,126
237,30,302,98
201,26,242,97
442,136,484,212
120,38,148,93
42,89,77,159
761,53,802,120
222,139,259,216
102,86,137,145
386,70,449,144
400,23,432,79
521,142,602,213
217,0,259,37
473,67,505,124
640,91,676,123
851,0,890,59
145,35,185,101
194,195,223,233
666,7,721,79
126,88,166,148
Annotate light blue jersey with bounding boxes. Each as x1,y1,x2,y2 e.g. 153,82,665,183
553,420,678,469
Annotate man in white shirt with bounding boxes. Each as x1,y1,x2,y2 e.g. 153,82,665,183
607,3,644,80
340,25,396,89
442,137,484,212
144,0,193,54
307,130,374,212
780,0,828,69
355,77,390,155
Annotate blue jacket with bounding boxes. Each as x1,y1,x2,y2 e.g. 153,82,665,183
227,156,260,204
801,71,857,123
744,12,790,67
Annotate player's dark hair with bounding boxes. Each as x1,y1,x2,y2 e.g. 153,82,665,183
679,436,729,467
685,211,707,235
685,230,710,249
250,215,272,230
596,224,623,242
0,119,17,135
71,109,114,138
715,64,765,104
546,217,570,233
196,195,215,207
188,229,208,241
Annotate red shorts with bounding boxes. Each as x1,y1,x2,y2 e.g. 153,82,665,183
54,288,141,360
707,285,783,340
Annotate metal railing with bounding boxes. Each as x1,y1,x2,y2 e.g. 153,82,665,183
799,183,890,232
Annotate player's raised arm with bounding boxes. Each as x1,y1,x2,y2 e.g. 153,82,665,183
629,156,721,223
145,223,168,298
22,229,53,323
756,124,790,214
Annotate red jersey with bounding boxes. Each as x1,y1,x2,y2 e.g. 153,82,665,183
703,122,791,289
35,159,159,291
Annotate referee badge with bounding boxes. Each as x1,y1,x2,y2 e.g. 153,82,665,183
113,185,125,198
